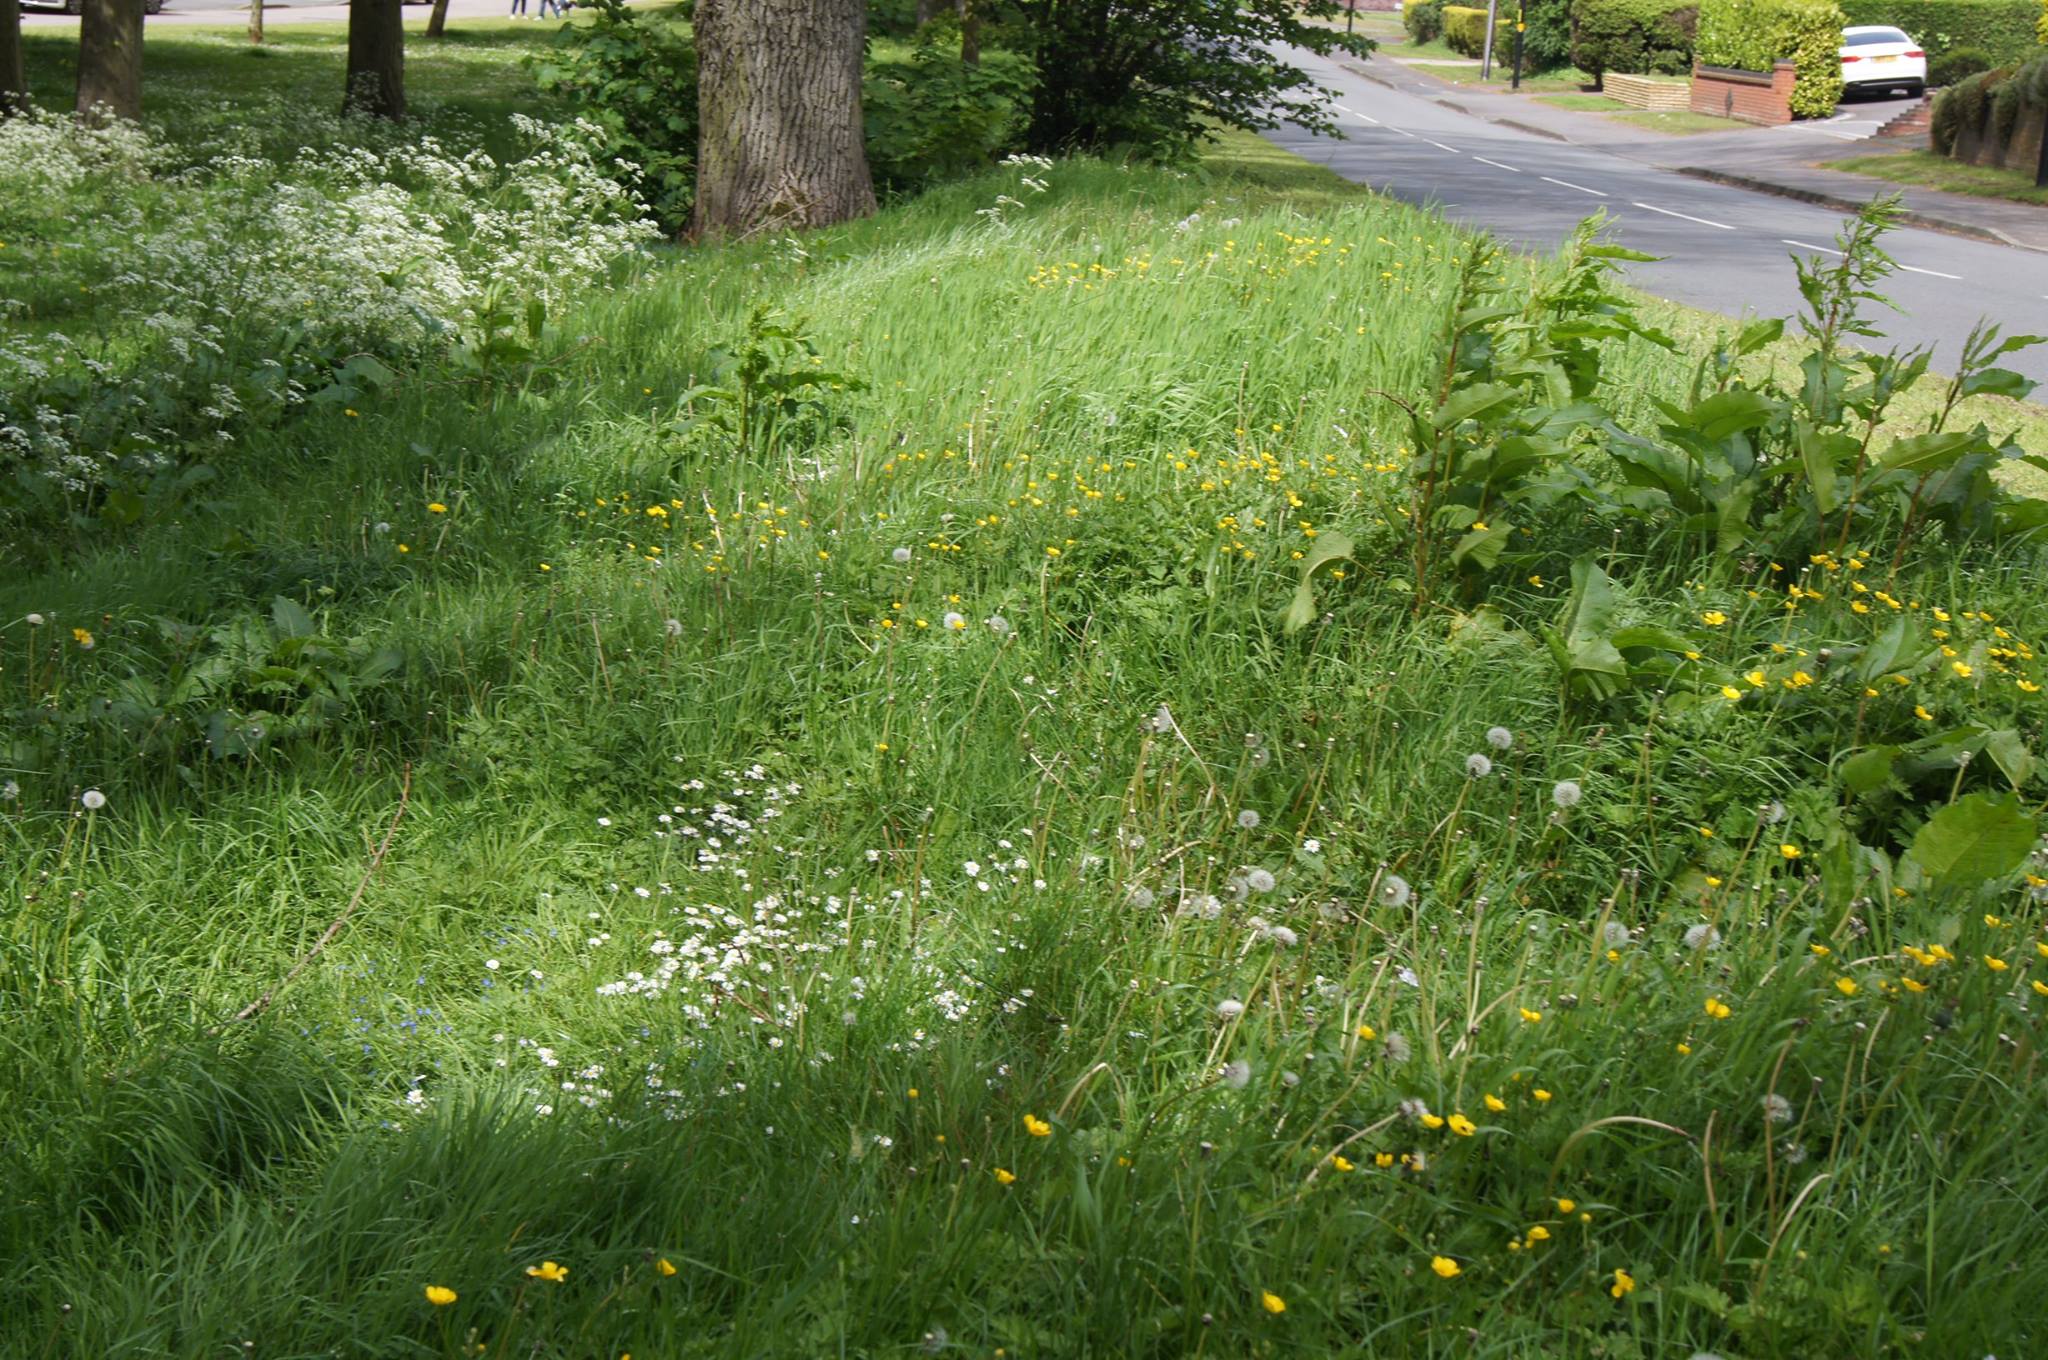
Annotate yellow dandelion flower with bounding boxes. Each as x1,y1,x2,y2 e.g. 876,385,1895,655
1984,956,2008,972
1533,1089,1552,1102
427,502,448,514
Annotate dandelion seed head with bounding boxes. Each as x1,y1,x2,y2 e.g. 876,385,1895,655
1246,867,1276,893
1221,1060,1251,1090
1683,923,1722,951
1236,809,1261,830
1382,1031,1412,1063
891,547,912,563
1464,753,1493,778
1216,998,1245,1020
1762,1093,1793,1123
1378,874,1412,909
1602,920,1632,948
1552,780,1582,809
80,789,106,810
1485,726,1514,751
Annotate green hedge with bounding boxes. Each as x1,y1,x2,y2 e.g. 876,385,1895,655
1839,0,2041,65
1697,0,1844,116
1443,4,1514,57
1568,0,1698,82
1933,50,2048,155
1405,0,1449,43
1439,1,1571,69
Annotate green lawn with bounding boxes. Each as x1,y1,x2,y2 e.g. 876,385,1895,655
1408,59,1590,91
1831,149,2048,206
6,21,2048,1360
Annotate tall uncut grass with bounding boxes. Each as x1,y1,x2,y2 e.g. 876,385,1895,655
3,58,2047,1357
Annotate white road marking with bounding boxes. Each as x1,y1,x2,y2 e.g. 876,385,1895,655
1783,239,1844,256
1899,264,1963,280
1423,138,1460,153
1541,176,1607,197
1630,201,1734,230
1391,127,1419,138
1334,103,1380,124
1473,156,1521,172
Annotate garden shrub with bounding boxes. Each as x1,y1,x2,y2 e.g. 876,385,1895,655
1569,0,1698,84
864,43,1038,189
529,0,697,232
1696,0,1845,115
1838,0,2041,64
1516,0,1578,73
1929,45,1995,88
1404,0,1448,43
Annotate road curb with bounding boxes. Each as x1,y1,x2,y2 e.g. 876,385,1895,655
1675,166,2047,254
1344,62,1569,142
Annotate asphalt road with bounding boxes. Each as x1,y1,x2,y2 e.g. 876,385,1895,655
1267,49,2048,383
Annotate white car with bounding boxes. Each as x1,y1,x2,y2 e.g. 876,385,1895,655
1839,26,1927,97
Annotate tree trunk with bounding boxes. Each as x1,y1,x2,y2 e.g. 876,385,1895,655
248,0,264,45
959,0,979,65
75,0,142,123
342,0,404,119
692,0,875,238
1,0,26,117
913,0,941,23
426,0,451,40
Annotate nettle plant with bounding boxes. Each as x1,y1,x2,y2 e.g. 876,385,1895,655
1288,201,2045,626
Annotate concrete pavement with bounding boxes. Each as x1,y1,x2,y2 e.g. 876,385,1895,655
1268,46,2048,383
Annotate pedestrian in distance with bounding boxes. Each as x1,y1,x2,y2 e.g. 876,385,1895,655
509,0,529,16
536,0,562,16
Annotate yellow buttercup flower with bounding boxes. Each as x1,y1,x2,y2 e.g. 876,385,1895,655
526,1261,569,1283
424,1285,457,1306
1420,1113,1446,1130
1704,997,1732,1019
1519,1007,1542,1024
1779,844,1802,860
1261,1290,1287,1315
1983,956,2008,972
1355,1023,1376,1040
1525,1225,1550,1242
1556,1198,1576,1213
657,1258,677,1277
993,1167,1016,1185
1448,1113,1477,1137
1484,1094,1507,1112
1431,1255,1461,1278
1331,1154,1354,1173
1610,1268,1636,1298
1023,1114,1052,1137
1533,1088,1552,1102
427,502,448,514
1836,977,1858,996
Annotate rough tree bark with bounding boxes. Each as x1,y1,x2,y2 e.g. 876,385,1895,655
692,0,876,238
914,0,942,23
75,0,143,123
248,0,263,45
960,0,979,64
342,0,404,119
1,0,26,117
426,0,451,40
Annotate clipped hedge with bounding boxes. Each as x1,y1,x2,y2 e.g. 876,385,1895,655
1440,0,1575,70
1568,0,1698,83
1929,45,1996,88
1697,0,1844,116
1839,0,2041,65
1443,4,1513,57
1932,50,2048,160
1405,0,1449,43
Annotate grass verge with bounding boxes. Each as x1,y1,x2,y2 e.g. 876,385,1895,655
1831,149,2048,207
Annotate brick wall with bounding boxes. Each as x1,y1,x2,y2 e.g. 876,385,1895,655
1690,61,1798,126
